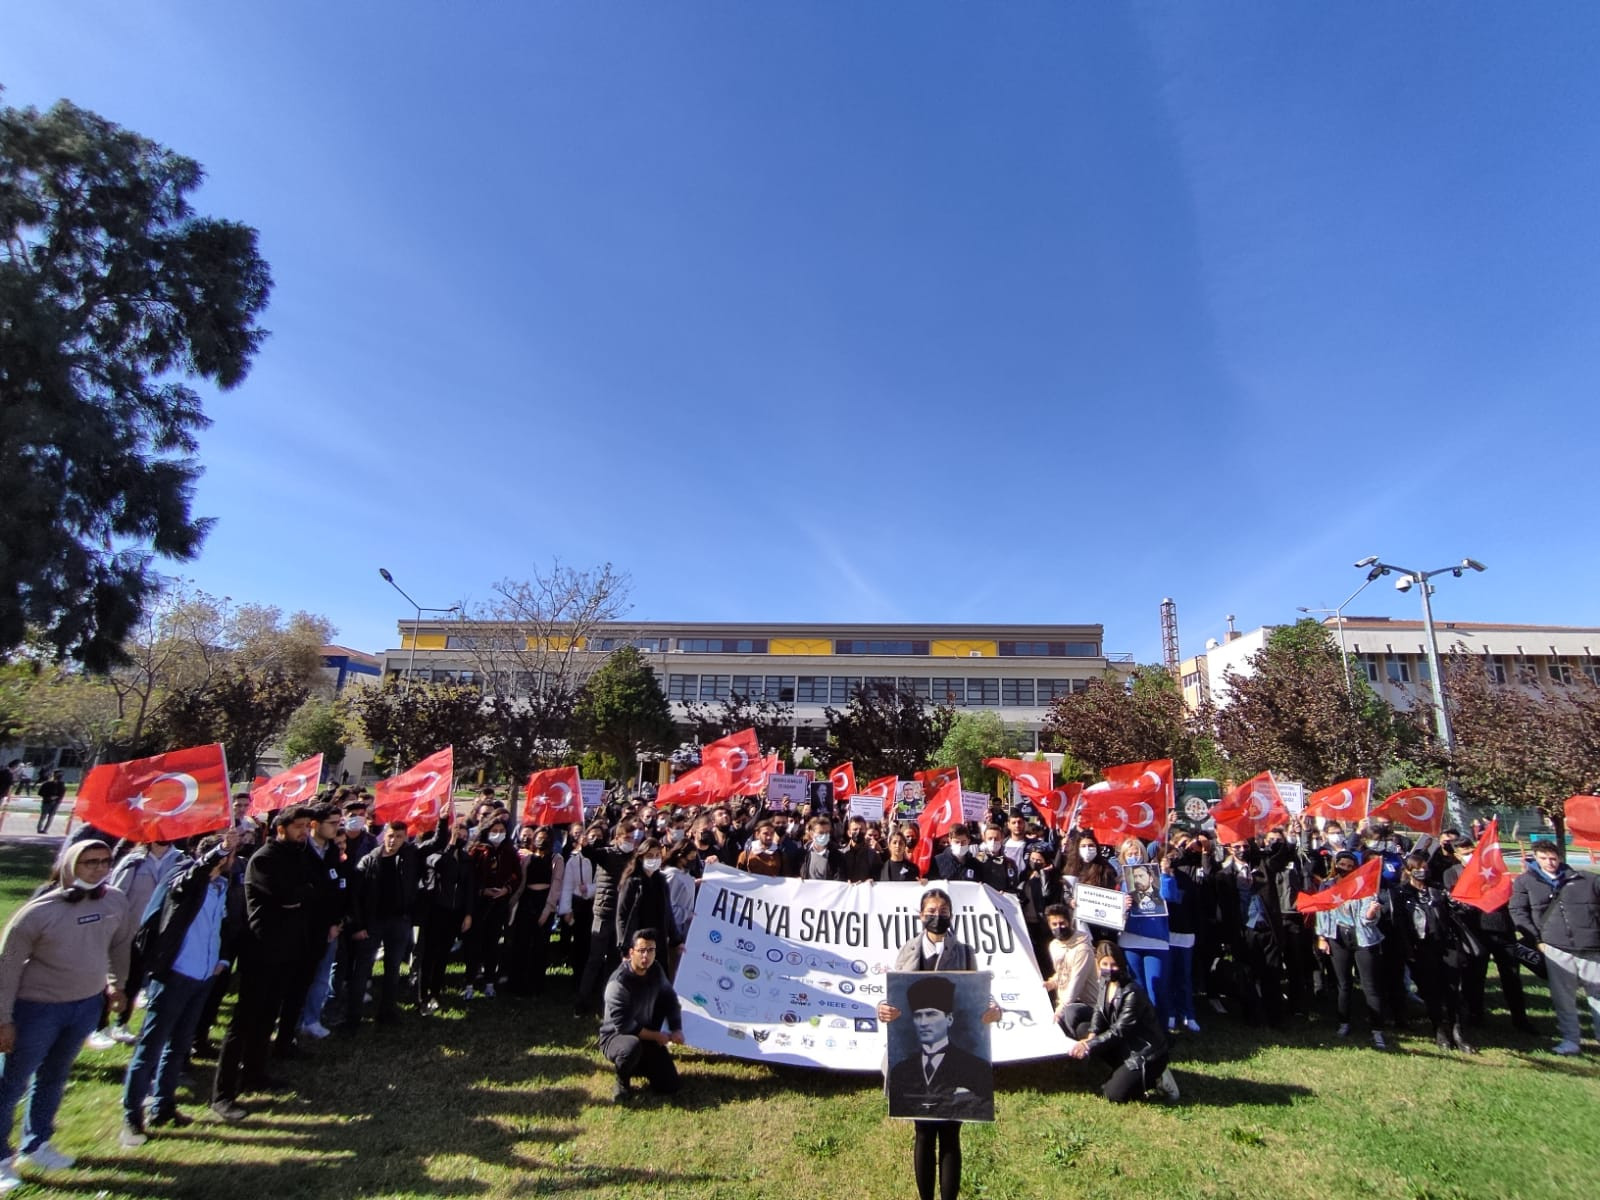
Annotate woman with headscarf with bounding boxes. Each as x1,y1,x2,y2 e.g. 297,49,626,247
0,841,133,1185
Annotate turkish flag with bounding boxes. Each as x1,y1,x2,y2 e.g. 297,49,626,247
248,754,324,817
525,765,584,826
1565,795,1600,849
1304,778,1371,823
1451,817,1513,913
374,747,454,835
1295,857,1382,914
740,753,781,797
1103,759,1175,816
1369,787,1446,837
916,766,961,796
914,779,964,875
702,728,763,790
1212,772,1290,843
828,762,857,799
983,758,1054,802
656,763,732,808
75,743,231,843
862,775,898,817
1079,777,1165,843
1036,782,1084,832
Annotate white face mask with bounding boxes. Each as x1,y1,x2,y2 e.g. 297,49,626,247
643,858,661,874
70,875,101,891
487,832,506,846
1078,845,1098,863
812,834,830,850
949,842,970,859
346,817,366,834
984,840,1003,854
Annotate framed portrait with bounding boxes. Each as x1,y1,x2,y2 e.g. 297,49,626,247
885,971,994,1122
1123,862,1167,918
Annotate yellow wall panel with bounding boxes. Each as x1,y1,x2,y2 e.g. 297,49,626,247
401,633,448,650
525,636,586,651
770,638,833,655
931,639,997,658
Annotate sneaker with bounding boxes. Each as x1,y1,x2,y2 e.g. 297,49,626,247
1154,1067,1180,1102
462,985,476,1001
299,1021,331,1040
612,1079,633,1104
119,1121,149,1149
1552,1039,1582,1056
1184,1018,1202,1034
146,1108,192,1128
1335,1023,1351,1038
209,1099,248,1123
18,1141,75,1170
109,1025,139,1045
421,999,440,1015
0,1158,20,1195
1371,1032,1388,1051
1166,1018,1176,1032
483,983,497,999
86,1030,118,1050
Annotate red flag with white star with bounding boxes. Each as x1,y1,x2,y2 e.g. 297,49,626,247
249,754,324,817
373,747,454,835
1369,787,1446,837
983,758,1054,802
828,762,857,799
525,765,584,826
1451,817,1513,913
75,743,231,843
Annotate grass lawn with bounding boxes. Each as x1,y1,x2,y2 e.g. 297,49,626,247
2,840,1597,1200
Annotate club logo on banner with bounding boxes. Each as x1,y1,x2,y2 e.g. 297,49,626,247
677,864,1067,1072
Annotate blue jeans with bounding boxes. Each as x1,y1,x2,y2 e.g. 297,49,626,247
121,972,212,1119
1167,943,1196,1023
1123,947,1172,1029
0,993,103,1156
300,936,339,1029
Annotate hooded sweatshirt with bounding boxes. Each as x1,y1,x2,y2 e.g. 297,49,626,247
0,841,133,1023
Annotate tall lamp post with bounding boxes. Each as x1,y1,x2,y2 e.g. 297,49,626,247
1359,556,1486,826
1298,555,1386,696
378,568,460,693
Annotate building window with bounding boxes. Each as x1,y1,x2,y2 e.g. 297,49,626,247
1485,656,1507,685
675,638,769,654
1585,660,1600,687
699,675,731,701
796,676,830,704
1416,658,1430,683
900,677,932,700
862,675,898,698
596,637,669,652
1385,659,1411,685
997,641,1101,658
966,677,999,706
1010,730,1038,753
1036,679,1073,703
1515,657,1539,683
929,678,965,705
667,674,697,702
1549,659,1574,686
834,640,930,655
445,634,519,651
829,676,862,704
768,675,797,702
1001,678,1035,707
1360,655,1380,684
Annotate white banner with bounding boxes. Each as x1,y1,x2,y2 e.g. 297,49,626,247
677,864,1068,1072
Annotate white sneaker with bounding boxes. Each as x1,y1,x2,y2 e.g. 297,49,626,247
18,1141,75,1170
109,1026,139,1045
1184,1018,1202,1034
1166,1018,1176,1032
86,1030,117,1050
483,983,497,999
299,1022,331,1040
0,1158,20,1194
1154,1067,1180,1102
1552,1039,1582,1056
461,985,476,1001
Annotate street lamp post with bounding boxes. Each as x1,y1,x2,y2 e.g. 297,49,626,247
1298,557,1385,696
378,568,460,693
1357,556,1486,826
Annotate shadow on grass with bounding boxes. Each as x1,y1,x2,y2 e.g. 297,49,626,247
1506,1051,1600,1079
1170,1072,1314,1107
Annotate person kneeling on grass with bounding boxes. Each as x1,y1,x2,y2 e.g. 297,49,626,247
598,928,684,1103
1062,941,1180,1104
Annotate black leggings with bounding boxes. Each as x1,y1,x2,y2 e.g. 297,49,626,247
1327,931,1385,1030
912,1120,961,1200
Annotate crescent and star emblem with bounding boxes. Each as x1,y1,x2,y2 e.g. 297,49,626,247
130,772,200,817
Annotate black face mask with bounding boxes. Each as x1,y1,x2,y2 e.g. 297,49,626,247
921,912,951,936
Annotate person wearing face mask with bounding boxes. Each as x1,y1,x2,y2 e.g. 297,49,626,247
1113,838,1174,1033
877,889,1003,1200
1313,850,1389,1049
1160,838,1203,1034
615,840,681,956
777,818,808,878
1018,849,1063,972
1063,943,1179,1104
843,818,881,883
342,802,378,864
735,820,786,877
0,841,132,1186
505,827,563,998
1262,822,1314,1017
1391,851,1477,1052
575,824,642,1017
1044,902,1096,1037
463,818,520,1000
416,816,474,1015
1219,836,1286,1027
881,832,922,882
800,817,847,881
974,825,1019,895
931,827,981,884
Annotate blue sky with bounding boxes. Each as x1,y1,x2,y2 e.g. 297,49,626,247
9,2,1599,661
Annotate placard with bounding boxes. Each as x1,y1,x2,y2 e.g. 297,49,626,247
892,780,925,822
850,793,887,822
960,790,993,823
1277,780,1306,815
1072,883,1127,930
580,779,606,816
886,971,994,1122
1122,862,1168,918
676,865,1066,1071
766,775,810,812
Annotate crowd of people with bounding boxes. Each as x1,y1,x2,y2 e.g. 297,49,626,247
1,779,1596,1196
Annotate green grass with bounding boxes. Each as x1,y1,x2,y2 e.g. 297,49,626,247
2,841,1597,1200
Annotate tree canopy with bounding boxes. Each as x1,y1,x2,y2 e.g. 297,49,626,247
818,683,955,782
1041,665,1203,777
0,94,272,670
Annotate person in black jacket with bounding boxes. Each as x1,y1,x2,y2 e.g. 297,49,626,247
343,822,420,1028
464,815,520,999
120,833,237,1141
1510,842,1600,1055
212,806,315,1119
931,827,981,884
880,831,921,882
842,817,881,883
1064,941,1180,1104
615,841,680,954
296,805,348,1038
575,823,639,1016
799,817,847,881
416,816,473,1014
1391,851,1476,1053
